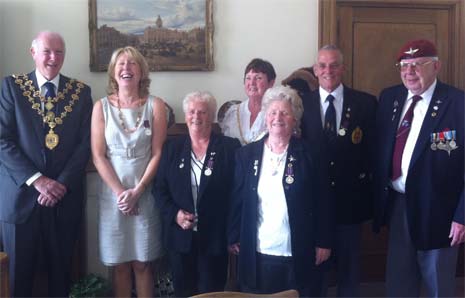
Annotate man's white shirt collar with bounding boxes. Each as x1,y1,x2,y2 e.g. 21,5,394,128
319,83,343,106
35,70,60,90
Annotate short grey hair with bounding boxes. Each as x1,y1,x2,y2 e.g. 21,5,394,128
261,85,304,135
31,31,66,53
317,44,343,64
182,91,218,121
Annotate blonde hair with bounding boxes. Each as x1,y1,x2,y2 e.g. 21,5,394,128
106,46,151,98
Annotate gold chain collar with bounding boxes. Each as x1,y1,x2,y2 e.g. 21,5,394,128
13,73,84,150
236,105,249,145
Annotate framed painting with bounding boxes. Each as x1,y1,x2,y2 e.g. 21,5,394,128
88,0,214,71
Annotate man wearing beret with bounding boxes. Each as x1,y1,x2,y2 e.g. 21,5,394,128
373,39,464,297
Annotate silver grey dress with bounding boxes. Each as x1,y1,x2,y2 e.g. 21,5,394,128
98,96,163,265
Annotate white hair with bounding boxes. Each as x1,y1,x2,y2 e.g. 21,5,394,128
182,91,218,121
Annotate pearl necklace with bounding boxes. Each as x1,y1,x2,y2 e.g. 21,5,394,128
117,95,142,133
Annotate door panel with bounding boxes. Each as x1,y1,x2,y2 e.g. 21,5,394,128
339,5,450,97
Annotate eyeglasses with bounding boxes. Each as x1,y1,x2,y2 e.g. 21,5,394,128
396,60,435,71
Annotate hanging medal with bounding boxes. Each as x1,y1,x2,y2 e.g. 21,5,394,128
285,155,295,185
437,132,445,150
444,130,452,151
449,130,457,149
143,120,151,136
430,133,437,151
285,163,294,184
204,152,215,176
45,128,59,149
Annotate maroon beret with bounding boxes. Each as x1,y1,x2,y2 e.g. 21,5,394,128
396,39,438,62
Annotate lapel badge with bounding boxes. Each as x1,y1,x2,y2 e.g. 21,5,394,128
435,100,442,104
179,158,185,169
393,100,399,107
345,107,351,119
433,106,438,111
253,160,259,176
431,112,437,117
351,126,363,144
289,155,296,162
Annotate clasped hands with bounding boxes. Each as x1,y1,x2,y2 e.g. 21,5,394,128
117,187,142,216
33,176,67,207
176,209,196,230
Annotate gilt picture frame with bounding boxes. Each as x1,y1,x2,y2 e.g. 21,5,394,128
88,0,214,71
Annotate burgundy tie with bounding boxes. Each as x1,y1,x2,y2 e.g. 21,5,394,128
391,95,422,180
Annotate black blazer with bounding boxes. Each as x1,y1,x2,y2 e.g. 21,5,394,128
373,81,464,250
228,136,333,289
154,133,240,255
0,71,92,224
301,86,377,224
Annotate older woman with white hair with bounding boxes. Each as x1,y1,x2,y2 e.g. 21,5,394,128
228,85,333,296
154,91,241,297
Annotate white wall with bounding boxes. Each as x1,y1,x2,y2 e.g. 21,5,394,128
0,0,319,276
0,0,319,119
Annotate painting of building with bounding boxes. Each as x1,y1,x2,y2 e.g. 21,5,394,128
89,0,213,71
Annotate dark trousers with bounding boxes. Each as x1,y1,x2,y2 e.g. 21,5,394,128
311,224,362,297
241,253,305,296
386,191,459,297
169,233,228,297
1,204,79,297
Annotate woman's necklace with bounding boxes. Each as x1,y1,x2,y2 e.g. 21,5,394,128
117,95,142,133
267,142,288,176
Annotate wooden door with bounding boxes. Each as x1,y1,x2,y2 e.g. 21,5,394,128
319,0,465,282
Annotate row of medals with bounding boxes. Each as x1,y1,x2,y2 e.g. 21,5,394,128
430,130,458,154
13,74,83,150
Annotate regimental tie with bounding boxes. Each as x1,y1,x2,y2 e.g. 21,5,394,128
324,94,337,142
391,95,422,180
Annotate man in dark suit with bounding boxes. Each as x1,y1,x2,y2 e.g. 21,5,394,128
0,31,92,297
300,45,377,297
373,39,464,297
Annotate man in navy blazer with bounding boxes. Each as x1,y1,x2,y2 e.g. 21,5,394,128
0,31,92,297
373,39,464,297
300,45,377,297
